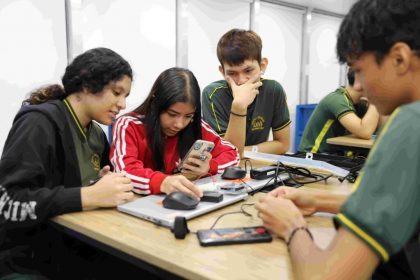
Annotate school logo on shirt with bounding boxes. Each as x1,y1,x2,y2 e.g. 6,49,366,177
251,116,265,131
91,154,100,172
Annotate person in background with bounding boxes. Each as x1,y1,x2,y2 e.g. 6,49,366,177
256,0,420,279
111,67,239,198
299,68,379,154
0,47,134,278
202,29,290,157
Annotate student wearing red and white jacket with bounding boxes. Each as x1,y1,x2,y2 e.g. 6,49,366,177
111,67,239,199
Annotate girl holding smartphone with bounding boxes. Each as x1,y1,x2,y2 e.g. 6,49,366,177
111,67,239,199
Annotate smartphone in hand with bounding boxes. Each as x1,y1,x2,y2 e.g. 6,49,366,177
179,140,215,171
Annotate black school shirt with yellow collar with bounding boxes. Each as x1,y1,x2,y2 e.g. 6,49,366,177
63,99,105,186
334,101,420,279
202,78,290,146
299,87,368,154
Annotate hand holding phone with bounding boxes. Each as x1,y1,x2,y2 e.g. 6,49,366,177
179,140,215,175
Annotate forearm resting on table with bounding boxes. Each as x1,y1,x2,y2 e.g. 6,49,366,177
314,192,347,214
244,140,288,155
81,186,97,210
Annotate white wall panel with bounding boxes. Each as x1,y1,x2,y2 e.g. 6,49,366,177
307,14,343,103
75,0,176,113
0,0,67,152
187,0,250,90
257,3,304,151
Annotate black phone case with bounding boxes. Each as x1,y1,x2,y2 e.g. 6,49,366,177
197,226,272,246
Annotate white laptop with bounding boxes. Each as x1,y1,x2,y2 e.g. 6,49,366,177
194,172,290,193
117,192,248,228
118,171,288,228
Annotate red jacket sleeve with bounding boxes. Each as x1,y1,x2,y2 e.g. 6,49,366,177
110,116,166,194
201,121,240,174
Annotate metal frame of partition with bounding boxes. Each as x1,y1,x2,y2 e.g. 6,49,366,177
65,0,348,103
259,0,347,105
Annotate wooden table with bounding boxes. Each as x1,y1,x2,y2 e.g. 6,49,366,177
51,165,352,280
327,134,374,149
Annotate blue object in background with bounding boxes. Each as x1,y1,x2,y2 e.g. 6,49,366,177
294,104,317,152
108,125,113,143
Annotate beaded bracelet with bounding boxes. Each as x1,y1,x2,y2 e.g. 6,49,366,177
286,227,313,250
230,111,247,117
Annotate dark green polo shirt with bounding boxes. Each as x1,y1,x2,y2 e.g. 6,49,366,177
299,87,367,153
202,79,290,146
334,102,420,278
63,99,106,186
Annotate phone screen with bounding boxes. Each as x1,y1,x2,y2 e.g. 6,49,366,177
197,226,272,246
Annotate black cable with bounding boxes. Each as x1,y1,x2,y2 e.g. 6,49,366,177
273,161,280,186
240,203,254,216
243,159,253,173
240,179,255,193
209,211,244,230
209,203,255,229
275,161,332,185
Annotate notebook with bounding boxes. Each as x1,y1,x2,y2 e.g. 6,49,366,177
117,192,248,228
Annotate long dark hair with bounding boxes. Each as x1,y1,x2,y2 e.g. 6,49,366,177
132,67,202,171
23,47,132,105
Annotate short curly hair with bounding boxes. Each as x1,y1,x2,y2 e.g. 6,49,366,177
24,47,132,105
62,47,133,94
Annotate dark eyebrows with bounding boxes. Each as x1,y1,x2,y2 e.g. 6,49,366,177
167,109,195,115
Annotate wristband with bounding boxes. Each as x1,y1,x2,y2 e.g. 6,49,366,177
230,111,247,117
286,227,313,250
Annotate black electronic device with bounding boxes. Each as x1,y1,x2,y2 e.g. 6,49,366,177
162,192,199,210
221,166,246,180
288,152,365,183
171,216,190,239
201,191,223,203
219,182,246,194
197,226,272,246
250,166,279,180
